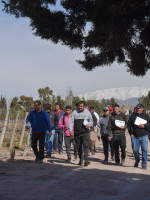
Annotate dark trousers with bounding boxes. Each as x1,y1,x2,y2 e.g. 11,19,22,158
32,132,46,160
53,129,63,152
74,132,90,161
64,136,77,158
101,135,115,160
113,134,126,163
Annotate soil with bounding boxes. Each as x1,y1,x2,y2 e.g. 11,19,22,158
0,134,150,200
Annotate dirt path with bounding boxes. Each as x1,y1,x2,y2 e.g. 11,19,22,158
0,135,150,200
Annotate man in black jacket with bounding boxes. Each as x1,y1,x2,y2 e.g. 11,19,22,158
108,105,127,165
44,104,58,157
128,104,150,169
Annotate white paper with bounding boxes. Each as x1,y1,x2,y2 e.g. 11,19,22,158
83,118,89,126
134,117,147,126
115,120,125,128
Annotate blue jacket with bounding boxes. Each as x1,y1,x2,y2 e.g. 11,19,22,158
55,110,65,130
26,109,51,133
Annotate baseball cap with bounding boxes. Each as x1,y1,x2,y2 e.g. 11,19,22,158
103,106,109,111
109,106,113,111
136,104,144,109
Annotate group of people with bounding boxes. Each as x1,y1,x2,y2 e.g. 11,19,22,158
26,100,150,169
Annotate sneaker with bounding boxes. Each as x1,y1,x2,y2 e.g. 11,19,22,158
35,156,39,162
121,159,125,165
47,154,51,158
104,158,108,163
66,158,71,163
84,160,90,167
91,150,95,155
116,162,120,166
78,159,83,165
142,166,147,170
37,159,43,164
134,163,139,168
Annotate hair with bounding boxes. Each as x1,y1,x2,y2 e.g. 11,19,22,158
34,100,41,105
43,104,51,110
78,101,86,106
65,106,72,110
55,103,61,108
90,106,94,110
113,104,120,108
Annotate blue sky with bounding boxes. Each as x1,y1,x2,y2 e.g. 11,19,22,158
0,6,150,99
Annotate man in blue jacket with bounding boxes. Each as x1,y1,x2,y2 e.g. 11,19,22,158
26,100,51,163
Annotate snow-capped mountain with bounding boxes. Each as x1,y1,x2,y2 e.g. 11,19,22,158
78,87,150,101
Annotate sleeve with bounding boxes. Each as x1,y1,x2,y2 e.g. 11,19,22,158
54,113,59,127
144,115,150,131
69,111,75,132
45,112,52,132
107,117,112,137
97,119,101,137
88,111,93,127
59,116,65,130
92,113,98,127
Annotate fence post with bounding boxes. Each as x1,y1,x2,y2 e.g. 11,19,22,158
19,112,28,148
0,109,10,147
10,111,20,148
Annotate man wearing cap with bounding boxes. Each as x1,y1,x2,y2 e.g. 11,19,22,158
128,104,150,169
108,104,127,165
98,107,115,162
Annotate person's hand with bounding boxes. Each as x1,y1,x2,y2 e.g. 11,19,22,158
49,132,52,137
70,131,73,136
130,134,134,138
139,124,144,128
120,126,125,130
86,124,90,129
108,137,111,141
97,136,100,141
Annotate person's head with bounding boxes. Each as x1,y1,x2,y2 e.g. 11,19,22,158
103,107,110,116
133,107,137,114
85,104,90,111
34,100,42,111
136,104,144,114
44,104,51,113
55,103,61,112
90,106,95,113
113,104,120,115
109,106,113,114
65,106,72,115
78,101,86,112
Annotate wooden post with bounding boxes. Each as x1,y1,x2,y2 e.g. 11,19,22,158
19,112,28,148
26,129,31,146
10,111,20,148
0,109,10,147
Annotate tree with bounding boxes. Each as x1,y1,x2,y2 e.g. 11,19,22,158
38,87,53,105
2,0,150,76
0,95,7,109
139,91,150,110
10,96,20,110
19,95,34,111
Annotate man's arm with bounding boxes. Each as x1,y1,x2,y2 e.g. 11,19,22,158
107,117,112,139
45,112,52,132
59,115,65,130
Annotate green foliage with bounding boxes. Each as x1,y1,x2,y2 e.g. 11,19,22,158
2,0,150,76
0,95,7,109
139,91,150,110
38,87,53,105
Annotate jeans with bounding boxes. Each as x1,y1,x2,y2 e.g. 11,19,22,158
64,136,77,158
53,129,63,152
74,132,90,161
131,135,148,167
113,134,126,163
32,132,46,160
101,135,115,160
45,130,55,155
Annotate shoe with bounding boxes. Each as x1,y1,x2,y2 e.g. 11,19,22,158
91,150,95,155
66,158,71,163
116,162,120,166
104,158,108,162
134,163,139,168
142,166,147,170
111,156,115,161
37,159,43,163
47,154,51,158
84,160,90,167
35,156,39,162
74,154,78,160
94,146,97,152
78,159,83,165
121,159,125,165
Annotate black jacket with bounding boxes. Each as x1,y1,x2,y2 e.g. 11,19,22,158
47,110,58,130
108,112,127,136
128,112,150,137
90,112,97,132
